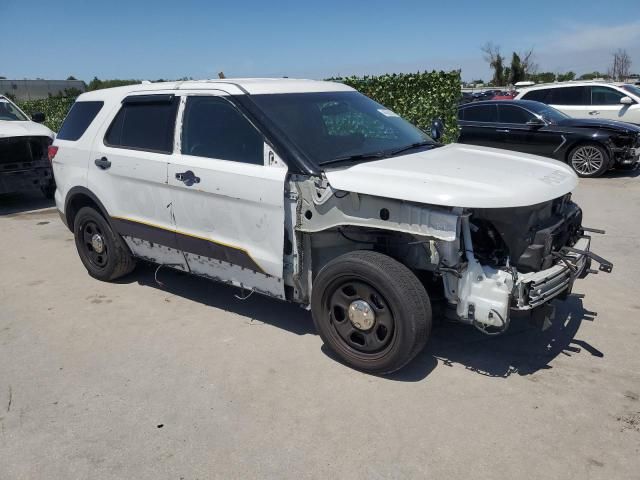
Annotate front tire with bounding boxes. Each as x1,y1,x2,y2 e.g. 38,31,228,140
73,206,136,281
568,143,609,178
311,250,431,374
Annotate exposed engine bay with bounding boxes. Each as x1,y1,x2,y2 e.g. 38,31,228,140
292,177,613,335
0,135,54,196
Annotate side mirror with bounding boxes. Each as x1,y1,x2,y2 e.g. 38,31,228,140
526,117,545,128
430,118,444,141
620,96,634,105
31,112,45,123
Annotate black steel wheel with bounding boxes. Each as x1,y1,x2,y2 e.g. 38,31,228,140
73,206,136,281
312,250,431,374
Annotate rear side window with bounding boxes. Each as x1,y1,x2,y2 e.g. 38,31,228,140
463,104,497,122
57,101,103,141
181,96,263,165
521,89,549,103
547,86,589,105
105,96,179,153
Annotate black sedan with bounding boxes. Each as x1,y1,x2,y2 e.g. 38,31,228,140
457,100,640,177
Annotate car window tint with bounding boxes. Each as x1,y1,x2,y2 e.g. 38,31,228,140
498,105,534,124
591,86,626,105
105,97,178,153
181,96,263,165
463,104,497,122
548,86,588,105
58,101,103,140
521,89,549,103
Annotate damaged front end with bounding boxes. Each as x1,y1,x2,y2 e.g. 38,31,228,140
450,195,612,333
0,135,54,196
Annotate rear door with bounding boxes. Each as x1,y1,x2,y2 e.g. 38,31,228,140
547,86,591,118
458,104,501,148
88,93,188,270
167,92,287,298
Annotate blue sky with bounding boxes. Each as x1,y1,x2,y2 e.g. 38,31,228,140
2,0,639,82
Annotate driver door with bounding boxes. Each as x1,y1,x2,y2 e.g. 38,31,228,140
167,92,287,299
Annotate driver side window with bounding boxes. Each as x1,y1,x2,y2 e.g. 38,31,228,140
181,96,264,165
590,86,627,106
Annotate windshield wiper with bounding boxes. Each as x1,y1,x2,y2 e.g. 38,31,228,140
320,151,388,166
387,141,435,157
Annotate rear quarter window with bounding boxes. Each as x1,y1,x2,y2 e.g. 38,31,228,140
521,89,549,103
57,101,104,140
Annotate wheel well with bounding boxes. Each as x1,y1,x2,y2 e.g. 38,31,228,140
65,193,103,231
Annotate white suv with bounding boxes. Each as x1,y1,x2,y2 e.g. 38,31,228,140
51,79,612,373
516,82,640,125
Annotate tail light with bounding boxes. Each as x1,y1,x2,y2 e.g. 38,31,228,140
48,145,58,162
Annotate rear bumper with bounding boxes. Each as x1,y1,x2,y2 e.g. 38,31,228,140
513,236,611,310
0,165,53,195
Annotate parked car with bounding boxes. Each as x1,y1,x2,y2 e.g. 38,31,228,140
51,79,611,373
457,100,640,177
491,90,517,101
0,95,55,197
515,82,640,125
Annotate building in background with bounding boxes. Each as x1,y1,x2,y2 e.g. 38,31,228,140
0,79,86,100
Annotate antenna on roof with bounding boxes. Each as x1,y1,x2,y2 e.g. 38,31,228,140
218,72,226,79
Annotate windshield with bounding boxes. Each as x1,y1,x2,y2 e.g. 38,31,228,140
622,84,640,97
250,91,434,167
0,98,29,121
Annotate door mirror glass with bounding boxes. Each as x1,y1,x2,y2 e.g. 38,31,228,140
620,96,634,105
430,118,444,141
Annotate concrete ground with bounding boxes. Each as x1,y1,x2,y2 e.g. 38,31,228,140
1,173,639,480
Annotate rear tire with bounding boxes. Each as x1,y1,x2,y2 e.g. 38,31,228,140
73,206,136,281
311,250,431,374
568,143,609,178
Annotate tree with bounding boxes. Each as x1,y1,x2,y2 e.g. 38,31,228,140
509,52,525,84
557,71,576,82
519,48,538,78
531,72,556,83
579,71,605,80
482,42,506,86
66,75,77,80
609,49,632,81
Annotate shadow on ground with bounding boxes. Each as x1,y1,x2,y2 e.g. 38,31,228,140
0,191,55,216
122,263,602,382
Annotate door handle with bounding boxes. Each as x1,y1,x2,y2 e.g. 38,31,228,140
588,111,600,115
496,128,510,133
94,157,111,169
175,170,200,186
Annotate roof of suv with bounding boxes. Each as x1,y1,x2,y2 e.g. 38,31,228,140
517,81,627,93
78,78,355,101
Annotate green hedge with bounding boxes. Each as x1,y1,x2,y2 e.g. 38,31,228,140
335,71,461,143
17,97,76,133
15,70,462,140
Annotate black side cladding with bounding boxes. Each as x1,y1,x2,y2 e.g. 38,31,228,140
470,195,583,273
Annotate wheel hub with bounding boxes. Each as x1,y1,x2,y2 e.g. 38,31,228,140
348,300,376,330
91,233,105,254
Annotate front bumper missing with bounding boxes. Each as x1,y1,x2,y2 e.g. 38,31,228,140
514,235,612,310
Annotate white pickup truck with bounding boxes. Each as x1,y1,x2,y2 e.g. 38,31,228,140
50,79,612,373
